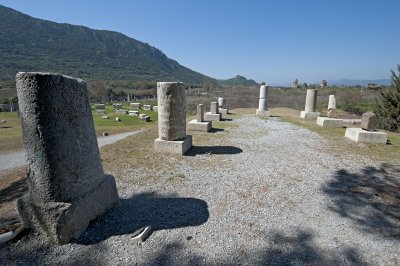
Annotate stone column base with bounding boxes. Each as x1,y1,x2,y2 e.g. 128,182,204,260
256,110,270,118
188,119,212,132
219,108,228,115
17,174,119,244
300,111,320,120
204,112,222,122
154,135,192,155
345,128,387,144
316,117,343,128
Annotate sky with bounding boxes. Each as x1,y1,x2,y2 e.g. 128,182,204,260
1,0,399,85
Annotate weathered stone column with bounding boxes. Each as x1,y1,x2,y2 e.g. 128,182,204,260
256,84,270,118
304,89,317,112
16,72,119,244
210,102,219,114
328,95,336,110
300,89,320,120
204,101,222,122
218,97,228,115
188,103,211,132
155,82,192,154
197,104,204,122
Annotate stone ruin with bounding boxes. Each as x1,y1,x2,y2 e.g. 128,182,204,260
256,83,270,118
300,89,320,120
130,103,141,110
218,97,228,115
143,104,152,111
154,82,192,154
15,72,119,244
345,112,387,144
320,80,328,88
327,95,336,117
188,104,212,132
204,102,222,122
112,103,122,109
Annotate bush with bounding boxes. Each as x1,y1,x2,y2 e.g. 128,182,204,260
375,65,400,132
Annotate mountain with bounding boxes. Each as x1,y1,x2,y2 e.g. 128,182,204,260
218,75,258,87
0,5,211,84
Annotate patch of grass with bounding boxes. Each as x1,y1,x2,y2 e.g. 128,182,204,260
0,112,22,152
281,116,400,165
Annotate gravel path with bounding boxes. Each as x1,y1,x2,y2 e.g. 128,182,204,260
1,116,399,265
0,130,142,172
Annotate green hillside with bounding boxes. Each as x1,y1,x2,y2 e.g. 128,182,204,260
0,5,211,84
218,75,258,87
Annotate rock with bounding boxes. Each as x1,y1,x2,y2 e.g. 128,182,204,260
101,115,109,119
1,120,6,124
102,132,109,136
115,117,121,122
361,112,377,131
131,226,152,242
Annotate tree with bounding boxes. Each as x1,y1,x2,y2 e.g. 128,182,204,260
375,65,400,132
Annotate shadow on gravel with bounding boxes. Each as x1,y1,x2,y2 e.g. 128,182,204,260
185,146,243,156
208,128,224,133
147,229,366,265
323,163,400,239
0,178,28,205
76,192,209,245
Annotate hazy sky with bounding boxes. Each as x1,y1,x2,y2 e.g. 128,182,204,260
1,0,399,84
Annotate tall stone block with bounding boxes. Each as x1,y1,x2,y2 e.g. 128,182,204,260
210,102,219,114
155,82,192,154
197,104,204,122
300,89,320,120
361,112,377,131
256,84,270,118
218,97,226,109
305,89,318,112
157,82,186,141
15,72,119,244
328,95,336,110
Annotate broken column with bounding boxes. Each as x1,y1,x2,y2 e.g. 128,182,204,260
188,104,212,132
345,112,387,144
204,102,222,122
300,89,320,120
154,82,192,154
256,83,270,118
15,72,119,244
327,95,336,117
218,97,228,115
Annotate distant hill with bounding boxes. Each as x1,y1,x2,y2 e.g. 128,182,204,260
218,75,258,87
0,5,212,84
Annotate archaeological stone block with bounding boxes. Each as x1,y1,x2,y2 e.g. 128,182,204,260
204,112,222,122
155,82,192,154
345,128,387,144
256,84,269,118
304,89,318,112
218,97,226,109
157,82,187,141
188,119,212,132
317,117,343,128
130,103,141,110
210,102,219,114
15,72,119,244
143,104,152,111
300,111,320,120
361,112,376,131
197,104,204,122
328,95,336,110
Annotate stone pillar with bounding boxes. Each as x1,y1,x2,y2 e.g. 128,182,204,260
218,97,226,109
361,112,376,131
15,72,119,244
157,82,186,141
197,104,204,122
304,89,318,112
155,82,192,154
256,84,270,118
210,102,219,114
328,95,336,110
300,89,320,120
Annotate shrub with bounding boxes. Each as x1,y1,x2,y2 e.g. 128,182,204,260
375,65,400,132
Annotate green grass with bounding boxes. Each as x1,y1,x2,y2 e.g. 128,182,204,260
282,116,400,165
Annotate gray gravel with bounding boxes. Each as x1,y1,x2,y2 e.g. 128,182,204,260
1,116,399,265
0,130,142,171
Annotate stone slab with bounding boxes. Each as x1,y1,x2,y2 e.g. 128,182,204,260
187,119,212,132
317,117,343,128
154,135,192,155
204,112,222,122
300,111,320,120
219,108,228,115
345,128,387,144
17,174,119,244
256,110,270,118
